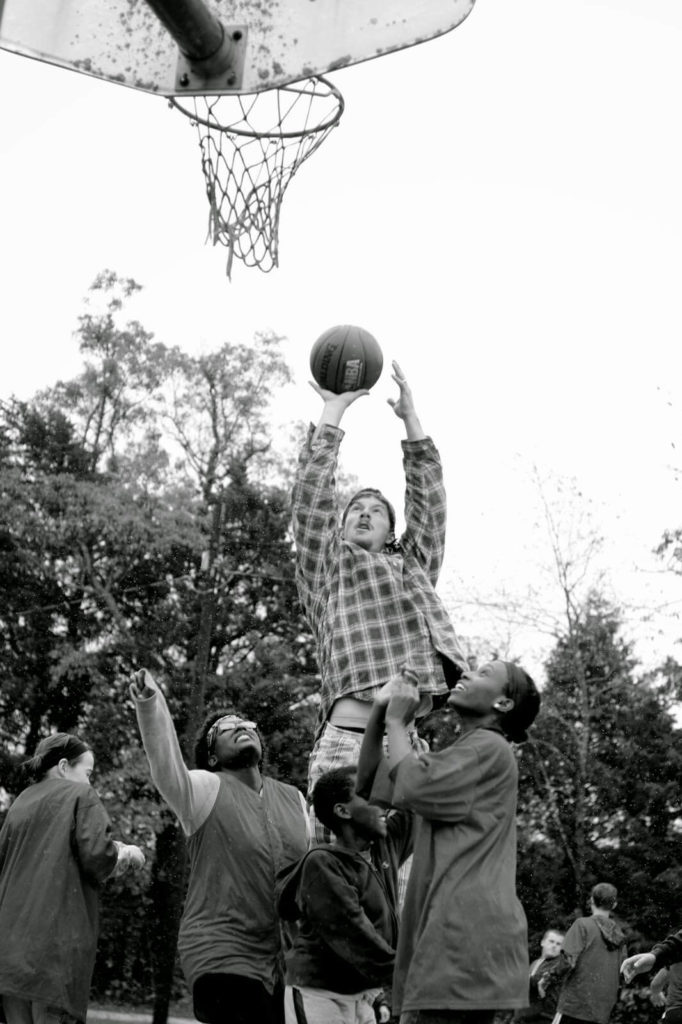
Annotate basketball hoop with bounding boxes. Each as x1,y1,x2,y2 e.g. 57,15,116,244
170,77,344,277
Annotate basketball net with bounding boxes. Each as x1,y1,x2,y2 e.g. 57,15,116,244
170,77,344,277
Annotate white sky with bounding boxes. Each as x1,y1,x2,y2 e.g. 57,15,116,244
1,0,681,682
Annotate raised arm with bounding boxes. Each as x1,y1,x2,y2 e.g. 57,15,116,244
130,669,218,836
388,363,447,581
387,361,426,442
356,700,387,799
291,385,368,629
310,382,369,441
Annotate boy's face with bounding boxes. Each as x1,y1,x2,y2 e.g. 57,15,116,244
343,495,392,552
345,792,388,840
541,931,564,958
447,660,511,716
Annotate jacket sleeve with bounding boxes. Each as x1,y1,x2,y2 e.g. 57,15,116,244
400,436,447,584
291,423,342,634
653,931,682,970
385,808,414,867
132,679,218,835
390,745,481,823
72,789,120,885
299,853,395,984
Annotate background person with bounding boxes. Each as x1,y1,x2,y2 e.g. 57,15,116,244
0,733,145,1024
547,882,627,1024
648,963,682,1022
622,930,682,987
514,929,565,1024
130,669,309,1024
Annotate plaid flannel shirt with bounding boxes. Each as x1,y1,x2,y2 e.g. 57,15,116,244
292,423,467,734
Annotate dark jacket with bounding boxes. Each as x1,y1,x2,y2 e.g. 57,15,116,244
653,931,682,971
0,778,119,1022
277,811,412,993
514,956,563,1022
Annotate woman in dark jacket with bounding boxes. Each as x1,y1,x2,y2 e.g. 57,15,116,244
0,733,145,1024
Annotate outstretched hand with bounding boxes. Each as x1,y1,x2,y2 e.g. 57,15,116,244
621,952,656,983
387,361,417,421
130,669,156,700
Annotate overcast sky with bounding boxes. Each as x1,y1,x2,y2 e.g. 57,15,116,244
1,0,680,681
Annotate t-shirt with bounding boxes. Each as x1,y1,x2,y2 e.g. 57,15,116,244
133,681,309,992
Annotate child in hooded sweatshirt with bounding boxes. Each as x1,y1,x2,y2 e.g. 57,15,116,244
547,882,627,1024
277,734,414,1024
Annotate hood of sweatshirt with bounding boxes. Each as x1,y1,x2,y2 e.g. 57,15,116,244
594,915,627,949
275,843,367,922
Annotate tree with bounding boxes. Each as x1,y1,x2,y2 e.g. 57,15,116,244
518,593,682,937
0,272,318,1022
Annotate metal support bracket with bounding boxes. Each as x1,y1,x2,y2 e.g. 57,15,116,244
175,26,247,93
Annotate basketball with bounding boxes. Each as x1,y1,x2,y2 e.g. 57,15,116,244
309,325,383,394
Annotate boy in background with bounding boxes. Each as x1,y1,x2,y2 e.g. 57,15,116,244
549,883,627,1024
515,929,565,1024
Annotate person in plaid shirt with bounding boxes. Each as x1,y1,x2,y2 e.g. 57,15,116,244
292,360,468,838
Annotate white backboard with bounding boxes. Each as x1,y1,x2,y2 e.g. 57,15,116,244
0,0,476,95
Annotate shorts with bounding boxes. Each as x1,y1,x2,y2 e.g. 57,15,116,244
399,1012,496,1024
285,985,381,1024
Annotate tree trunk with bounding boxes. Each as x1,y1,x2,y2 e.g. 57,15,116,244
150,817,188,1024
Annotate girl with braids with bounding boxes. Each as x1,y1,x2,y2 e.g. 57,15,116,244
359,661,541,1024
0,733,145,1024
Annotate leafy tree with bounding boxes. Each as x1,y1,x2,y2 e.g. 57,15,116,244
0,272,318,1023
518,594,682,937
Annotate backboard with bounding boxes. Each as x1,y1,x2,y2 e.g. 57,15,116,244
0,0,476,95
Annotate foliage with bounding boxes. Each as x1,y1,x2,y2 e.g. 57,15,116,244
0,272,318,1015
518,594,682,945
